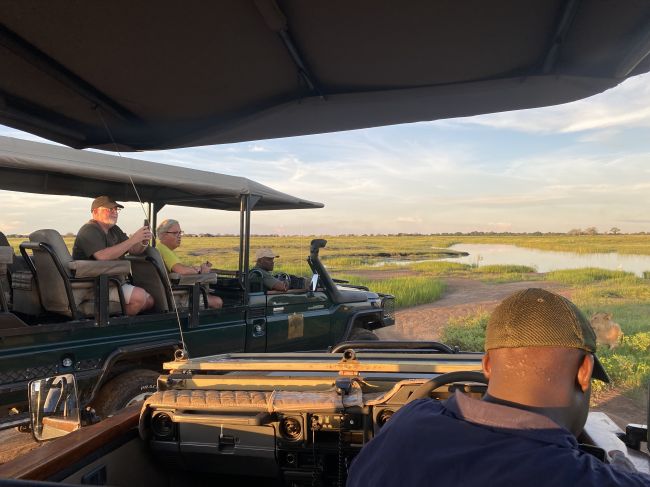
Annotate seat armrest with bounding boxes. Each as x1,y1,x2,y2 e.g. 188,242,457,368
168,272,181,285
124,255,147,262
0,247,13,265
68,260,131,278
177,272,218,285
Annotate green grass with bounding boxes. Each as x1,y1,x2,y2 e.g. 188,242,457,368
471,264,539,283
336,274,446,309
441,312,489,352
405,261,471,274
545,268,633,286
593,332,650,397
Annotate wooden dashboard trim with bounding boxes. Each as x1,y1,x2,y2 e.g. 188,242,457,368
0,406,139,480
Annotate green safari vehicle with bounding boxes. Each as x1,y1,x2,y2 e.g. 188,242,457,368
0,136,395,428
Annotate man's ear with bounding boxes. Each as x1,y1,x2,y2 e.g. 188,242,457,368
577,353,594,393
482,352,492,380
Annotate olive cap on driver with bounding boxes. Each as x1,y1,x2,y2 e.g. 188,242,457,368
485,288,610,382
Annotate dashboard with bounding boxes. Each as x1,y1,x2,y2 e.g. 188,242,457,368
140,355,488,486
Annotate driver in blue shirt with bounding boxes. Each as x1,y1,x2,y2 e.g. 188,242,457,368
347,288,650,487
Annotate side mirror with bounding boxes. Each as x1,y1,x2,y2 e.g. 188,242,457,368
310,273,319,292
29,374,81,441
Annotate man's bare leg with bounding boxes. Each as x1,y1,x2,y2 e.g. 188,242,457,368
125,287,154,315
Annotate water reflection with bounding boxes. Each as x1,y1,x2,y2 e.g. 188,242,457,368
442,244,650,276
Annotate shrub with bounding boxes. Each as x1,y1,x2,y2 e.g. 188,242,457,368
441,312,489,352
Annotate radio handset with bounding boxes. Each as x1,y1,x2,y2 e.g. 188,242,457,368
142,219,150,247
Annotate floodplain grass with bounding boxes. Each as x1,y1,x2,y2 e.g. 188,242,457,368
595,334,650,399
11,233,650,264
440,312,489,351
545,268,633,286
335,274,446,309
470,264,540,284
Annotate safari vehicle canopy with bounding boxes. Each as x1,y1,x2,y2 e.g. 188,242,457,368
0,134,322,279
1,1,649,151
0,136,394,428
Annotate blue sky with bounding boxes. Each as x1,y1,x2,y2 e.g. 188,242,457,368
1,73,650,235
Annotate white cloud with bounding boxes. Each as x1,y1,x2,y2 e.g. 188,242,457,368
455,74,650,134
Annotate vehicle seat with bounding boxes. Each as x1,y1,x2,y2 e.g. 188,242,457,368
0,231,33,312
249,269,264,293
23,229,128,319
128,247,174,313
0,232,13,308
128,247,210,312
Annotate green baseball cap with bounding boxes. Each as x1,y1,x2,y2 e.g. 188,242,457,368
91,195,124,211
485,288,609,383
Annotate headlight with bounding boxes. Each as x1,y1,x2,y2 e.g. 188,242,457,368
151,412,175,439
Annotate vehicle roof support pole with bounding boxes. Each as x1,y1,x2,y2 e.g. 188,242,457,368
239,195,246,288
151,203,158,247
241,194,261,302
243,195,253,302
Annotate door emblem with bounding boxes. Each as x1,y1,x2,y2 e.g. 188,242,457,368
288,313,304,339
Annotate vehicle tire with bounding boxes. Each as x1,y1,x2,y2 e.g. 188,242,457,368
91,369,159,419
348,328,379,341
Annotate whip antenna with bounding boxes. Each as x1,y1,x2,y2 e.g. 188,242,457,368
96,108,189,358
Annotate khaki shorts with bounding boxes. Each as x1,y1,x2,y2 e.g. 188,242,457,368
77,282,137,316
109,283,136,304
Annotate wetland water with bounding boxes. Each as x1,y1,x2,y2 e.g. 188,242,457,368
442,244,650,276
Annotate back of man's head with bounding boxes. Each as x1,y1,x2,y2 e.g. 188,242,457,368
483,288,609,435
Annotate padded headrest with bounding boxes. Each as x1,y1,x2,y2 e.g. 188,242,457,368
29,229,73,264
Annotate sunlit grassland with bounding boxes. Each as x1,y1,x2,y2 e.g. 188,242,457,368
10,233,650,264
441,312,490,352
336,274,446,309
430,234,650,255
546,268,633,286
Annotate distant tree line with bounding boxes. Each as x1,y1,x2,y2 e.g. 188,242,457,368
5,228,645,238
566,227,624,235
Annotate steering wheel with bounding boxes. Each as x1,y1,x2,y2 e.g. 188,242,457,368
274,272,291,286
405,371,487,404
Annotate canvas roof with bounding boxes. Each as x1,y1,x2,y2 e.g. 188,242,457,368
0,136,323,211
1,1,649,151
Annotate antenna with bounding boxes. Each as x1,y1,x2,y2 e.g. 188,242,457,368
96,108,189,358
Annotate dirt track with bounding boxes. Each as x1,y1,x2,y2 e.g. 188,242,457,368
376,278,567,341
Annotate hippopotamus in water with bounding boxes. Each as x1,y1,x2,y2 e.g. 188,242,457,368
589,312,623,349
